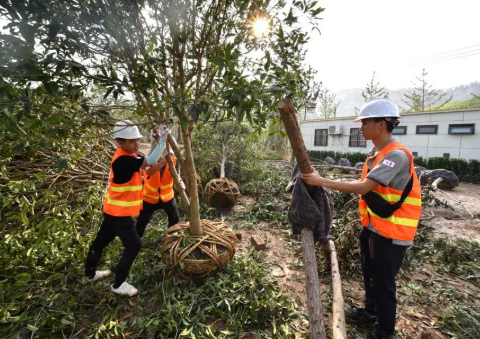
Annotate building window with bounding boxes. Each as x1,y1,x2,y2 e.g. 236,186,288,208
314,129,328,146
448,124,475,135
416,125,438,134
412,152,418,157
443,153,450,158
349,128,366,147
392,126,407,135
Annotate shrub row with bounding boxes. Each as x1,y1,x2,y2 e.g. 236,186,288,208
307,150,480,184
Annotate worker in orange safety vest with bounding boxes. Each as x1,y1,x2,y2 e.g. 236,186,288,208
301,98,421,339
135,132,182,238
84,121,169,297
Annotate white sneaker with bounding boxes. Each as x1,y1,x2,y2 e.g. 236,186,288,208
111,282,139,297
88,270,111,282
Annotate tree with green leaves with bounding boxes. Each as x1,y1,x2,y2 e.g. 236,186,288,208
317,87,340,119
0,0,323,235
402,68,452,112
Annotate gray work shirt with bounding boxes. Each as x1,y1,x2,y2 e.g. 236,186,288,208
365,138,413,246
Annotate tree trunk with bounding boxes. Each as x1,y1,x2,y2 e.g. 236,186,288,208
278,98,327,339
220,143,226,179
165,153,190,216
181,124,202,236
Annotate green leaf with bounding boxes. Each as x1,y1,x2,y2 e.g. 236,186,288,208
53,158,68,171
55,60,66,74
27,324,38,332
104,87,114,99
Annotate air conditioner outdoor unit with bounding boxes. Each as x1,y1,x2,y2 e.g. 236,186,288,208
328,125,343,135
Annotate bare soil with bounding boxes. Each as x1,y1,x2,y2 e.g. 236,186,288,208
422,183,480,243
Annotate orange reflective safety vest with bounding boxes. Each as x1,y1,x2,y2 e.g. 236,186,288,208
104,149,143,217
143,155,177,204
359,142,422,241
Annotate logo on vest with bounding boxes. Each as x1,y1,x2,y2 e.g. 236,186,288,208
382,159,396,168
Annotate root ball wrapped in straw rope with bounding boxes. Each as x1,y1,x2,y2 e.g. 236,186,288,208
160,220,238,276
204,178,241,209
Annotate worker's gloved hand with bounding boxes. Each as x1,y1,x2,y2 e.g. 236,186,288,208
178,179,186,190
149,124,169,143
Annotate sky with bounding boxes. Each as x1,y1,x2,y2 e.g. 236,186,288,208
303,0,480,91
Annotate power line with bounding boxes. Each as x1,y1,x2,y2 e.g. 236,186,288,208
399,43,480,63
405,48,480,67
410,51,480,67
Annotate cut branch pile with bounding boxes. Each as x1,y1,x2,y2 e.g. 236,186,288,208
1,147,111,194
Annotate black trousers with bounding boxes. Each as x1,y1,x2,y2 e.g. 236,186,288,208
135,199,180,238
360,227,407,338
85,213,142,288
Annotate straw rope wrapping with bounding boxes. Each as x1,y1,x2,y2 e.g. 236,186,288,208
204,178,241,208
160,220,238,276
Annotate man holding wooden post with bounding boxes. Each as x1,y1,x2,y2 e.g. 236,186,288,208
302,98,422,339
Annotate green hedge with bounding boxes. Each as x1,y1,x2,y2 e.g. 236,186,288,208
307,150,480,184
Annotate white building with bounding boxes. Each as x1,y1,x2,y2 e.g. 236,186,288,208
300,108,480,160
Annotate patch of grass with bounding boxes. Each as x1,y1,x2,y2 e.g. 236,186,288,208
433,238,480,279
439,304,480,339
259,150,285,161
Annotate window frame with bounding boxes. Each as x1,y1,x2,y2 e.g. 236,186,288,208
348,127,367,147
314,129,328,146
448,124,475,135
392,126,407,135
416,125,438,134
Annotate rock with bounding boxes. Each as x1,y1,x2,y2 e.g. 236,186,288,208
251,235,266,250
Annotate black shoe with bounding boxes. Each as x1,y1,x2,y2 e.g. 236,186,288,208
345,308,377,326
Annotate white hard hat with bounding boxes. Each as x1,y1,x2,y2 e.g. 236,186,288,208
113,120,143,139
354,98,401,122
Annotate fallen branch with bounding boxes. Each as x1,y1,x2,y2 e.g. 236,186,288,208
437,189,474,219
421,209,435,221
329,240,347,339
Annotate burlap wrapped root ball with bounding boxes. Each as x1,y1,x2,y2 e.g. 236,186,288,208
160,220,238,276
338,158,351,167
419,169,459,190
204,178,241,210
355,162,365,169
415,166,427,178
324,157,336,165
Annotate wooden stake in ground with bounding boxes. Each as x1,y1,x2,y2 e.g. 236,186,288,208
278,99,327,339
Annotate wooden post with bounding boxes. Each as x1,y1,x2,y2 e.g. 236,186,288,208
329,240,347,339
278,99,327,339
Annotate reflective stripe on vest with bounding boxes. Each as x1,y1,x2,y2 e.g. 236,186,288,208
143,156,176,204
104,148,143,217
358,141,422,241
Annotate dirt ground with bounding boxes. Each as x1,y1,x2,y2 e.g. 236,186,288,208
422,183,480,243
